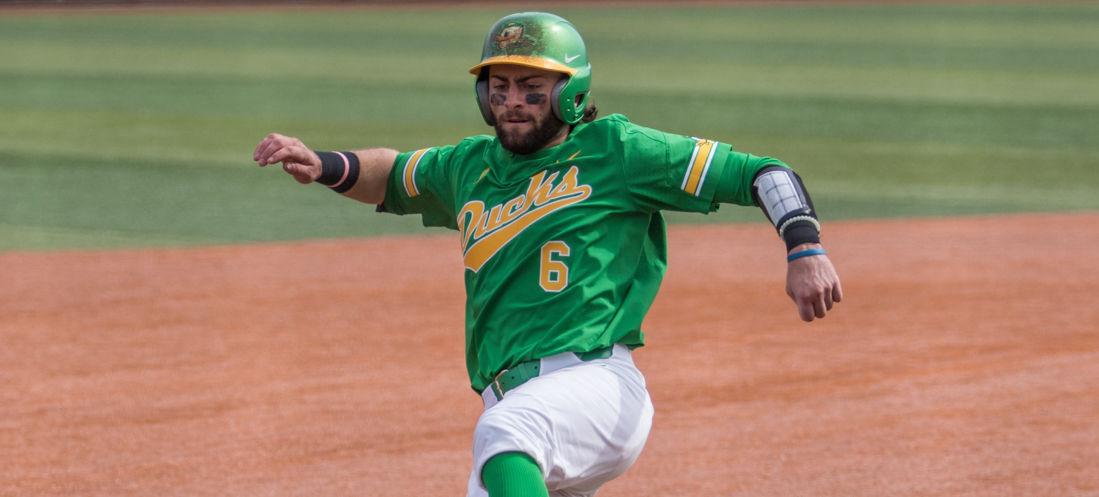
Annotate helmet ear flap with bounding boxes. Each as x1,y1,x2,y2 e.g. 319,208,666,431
552,76,587,125
550,77,567,123
475,71,496,126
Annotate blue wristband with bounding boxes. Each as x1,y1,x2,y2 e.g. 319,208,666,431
787,247,826,262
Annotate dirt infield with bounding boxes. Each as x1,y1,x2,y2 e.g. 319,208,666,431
3,213,1097,497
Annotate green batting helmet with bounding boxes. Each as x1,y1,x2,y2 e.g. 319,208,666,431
470,12,592,126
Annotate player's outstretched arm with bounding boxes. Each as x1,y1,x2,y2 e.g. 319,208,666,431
252,132,397,205
745,165,843,322
786,242,842,322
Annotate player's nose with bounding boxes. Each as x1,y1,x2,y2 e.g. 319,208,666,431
505,86,526,108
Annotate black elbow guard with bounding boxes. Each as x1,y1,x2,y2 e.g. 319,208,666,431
751,166,821,251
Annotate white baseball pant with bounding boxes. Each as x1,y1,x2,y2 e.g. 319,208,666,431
467,344,654,497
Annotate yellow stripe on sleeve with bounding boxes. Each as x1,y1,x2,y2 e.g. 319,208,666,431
681,139,716,196
403,148,429,197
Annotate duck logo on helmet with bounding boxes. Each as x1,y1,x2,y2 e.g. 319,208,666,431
495,24,525,49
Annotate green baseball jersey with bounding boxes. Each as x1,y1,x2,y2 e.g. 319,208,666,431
382,114,784,392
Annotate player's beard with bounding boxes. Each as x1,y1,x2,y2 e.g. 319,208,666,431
495,110,567,155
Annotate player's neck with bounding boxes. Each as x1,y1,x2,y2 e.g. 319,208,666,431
539,125,571,151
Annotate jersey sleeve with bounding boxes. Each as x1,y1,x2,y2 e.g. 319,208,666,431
381,146,459,230
615,119,788,211
713,151,790,207
618,121,732,213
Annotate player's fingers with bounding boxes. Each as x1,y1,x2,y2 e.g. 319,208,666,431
796,297,814,322
800,304,815,322
824,287,834,310
254,133,286,162
252,136,268,162
813,294,827,319
256,134,297,165
256,141,280,165
267,145,310,166
833,280,844,303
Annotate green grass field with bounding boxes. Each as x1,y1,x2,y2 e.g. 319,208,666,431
2,3,1097,251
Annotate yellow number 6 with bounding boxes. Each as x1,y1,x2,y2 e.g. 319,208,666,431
539,241,571,292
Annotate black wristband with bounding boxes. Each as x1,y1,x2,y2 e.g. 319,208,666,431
315,151,360,194
782,221,821,251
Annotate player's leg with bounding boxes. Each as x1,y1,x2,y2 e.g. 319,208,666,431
481,452,549,497
466,345,653,497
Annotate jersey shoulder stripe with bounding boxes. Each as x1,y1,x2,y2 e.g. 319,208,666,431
403,148,431,198
681,138,718,196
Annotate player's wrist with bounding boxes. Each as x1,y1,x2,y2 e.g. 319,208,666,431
314,150,360,193
787,245,826,262
780,218,821,251
788,242,823,254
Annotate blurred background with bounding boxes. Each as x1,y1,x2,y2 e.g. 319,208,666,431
1,1,1097,251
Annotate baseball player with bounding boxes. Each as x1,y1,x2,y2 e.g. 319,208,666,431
253,12,841,497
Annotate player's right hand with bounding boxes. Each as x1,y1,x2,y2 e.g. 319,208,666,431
785,243,843,322
253,133,322,184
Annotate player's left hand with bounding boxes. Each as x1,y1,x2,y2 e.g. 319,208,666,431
253,133,322,185
786,243,843,322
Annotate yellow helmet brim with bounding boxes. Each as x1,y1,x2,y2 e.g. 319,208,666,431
469,55,578,76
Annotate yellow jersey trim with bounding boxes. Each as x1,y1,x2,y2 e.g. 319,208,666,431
681,139,717,196
403,148,430,198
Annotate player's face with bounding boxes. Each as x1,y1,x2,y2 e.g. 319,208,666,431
488,64,569,155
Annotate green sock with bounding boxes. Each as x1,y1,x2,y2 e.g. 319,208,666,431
480,452,549,497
